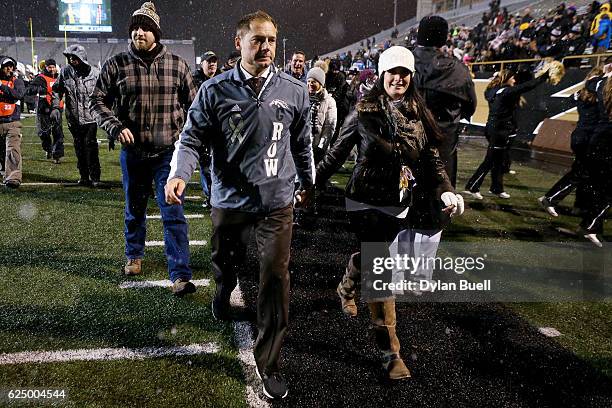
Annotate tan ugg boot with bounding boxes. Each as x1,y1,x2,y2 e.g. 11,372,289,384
337,253,360,317
368,300,411,380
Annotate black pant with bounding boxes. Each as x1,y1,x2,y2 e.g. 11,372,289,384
211,205,293,374
69,123,101,182
38,110,64,159
465,145,505,194
544,148,588,208
348,210,405,300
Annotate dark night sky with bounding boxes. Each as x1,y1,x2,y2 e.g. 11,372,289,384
3,1,416,62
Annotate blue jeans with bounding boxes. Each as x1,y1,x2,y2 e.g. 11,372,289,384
198,148,212,198
120,147,191,282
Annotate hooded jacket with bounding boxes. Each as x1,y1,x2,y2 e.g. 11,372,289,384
413,47,476,158
590,4,612,37
53,45,100,127
0,56,25,123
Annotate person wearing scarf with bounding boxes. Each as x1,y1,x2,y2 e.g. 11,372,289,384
316,46,464,380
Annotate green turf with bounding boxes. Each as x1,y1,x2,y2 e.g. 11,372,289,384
0,118,610,407
0,118,245,407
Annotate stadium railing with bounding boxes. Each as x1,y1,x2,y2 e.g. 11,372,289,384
467,52,612,73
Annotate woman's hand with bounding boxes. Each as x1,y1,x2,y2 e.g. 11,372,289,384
441,192,465,217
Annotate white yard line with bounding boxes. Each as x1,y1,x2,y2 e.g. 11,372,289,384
230,285,270,407
119,279,211,289
0,343,219,365
20,182,79,186
184,196,203,200
145,240,207,246
538,327,562,337
146,214,205,219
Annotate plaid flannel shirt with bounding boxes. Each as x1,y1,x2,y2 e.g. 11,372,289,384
90,44,196,148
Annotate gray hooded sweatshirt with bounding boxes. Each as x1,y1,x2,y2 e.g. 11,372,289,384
53,44,100,126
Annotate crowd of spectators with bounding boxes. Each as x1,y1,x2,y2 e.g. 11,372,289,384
322,1,612,75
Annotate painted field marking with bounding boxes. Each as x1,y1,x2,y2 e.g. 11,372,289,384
0,343,219,365
119,279,211,289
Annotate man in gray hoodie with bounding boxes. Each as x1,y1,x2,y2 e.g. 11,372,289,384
165,10,313,400
54,44,101,186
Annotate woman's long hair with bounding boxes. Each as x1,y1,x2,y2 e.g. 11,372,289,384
486,69,526,107
360,74,444,145
486,69,514,91
579,66,603,104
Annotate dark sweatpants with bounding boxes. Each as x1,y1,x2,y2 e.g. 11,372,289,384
38,110,64,159
211,204,293,374
69,123,101,182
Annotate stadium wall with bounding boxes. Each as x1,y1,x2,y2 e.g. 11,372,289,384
0,36,196,71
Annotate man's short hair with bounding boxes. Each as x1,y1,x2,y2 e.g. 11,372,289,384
292,50,306,59
236,10,278,38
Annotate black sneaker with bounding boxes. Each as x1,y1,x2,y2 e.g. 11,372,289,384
256,366,288,400
77,179,92,187
171,278,196,297
211,286,232,320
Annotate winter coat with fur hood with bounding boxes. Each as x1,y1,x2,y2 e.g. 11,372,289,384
316,96,453,229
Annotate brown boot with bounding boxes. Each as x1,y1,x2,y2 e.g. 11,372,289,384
337,281,357,317
382,353,411,380
337,253,360,317
124,258,142,276
369,300,411,380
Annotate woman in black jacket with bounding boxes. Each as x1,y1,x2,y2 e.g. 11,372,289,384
539,66,603,217
465,68,550,199
576,70,612,246
316,46,463,380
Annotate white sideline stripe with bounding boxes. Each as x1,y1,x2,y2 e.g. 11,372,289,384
231,285,270,408
20,182,78,186
146,214,205,219
538,327,562,337
0,343,219,365
145,240,207,246
119,279,210,289
185,196,202,200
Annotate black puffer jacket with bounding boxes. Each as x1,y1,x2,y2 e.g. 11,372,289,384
316,97,452,228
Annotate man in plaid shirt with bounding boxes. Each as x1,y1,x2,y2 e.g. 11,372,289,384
90,2,198,296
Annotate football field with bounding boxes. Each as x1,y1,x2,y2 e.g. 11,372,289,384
0,118,611,407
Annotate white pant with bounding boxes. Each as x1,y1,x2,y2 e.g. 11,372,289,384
389,228,442,294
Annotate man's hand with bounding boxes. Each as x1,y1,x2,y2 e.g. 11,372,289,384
118,128,135,145
165,178,186,205
294,188,313,208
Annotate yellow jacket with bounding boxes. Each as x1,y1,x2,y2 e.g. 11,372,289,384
591,3,612,38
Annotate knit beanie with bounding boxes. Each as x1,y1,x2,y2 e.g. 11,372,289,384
417,15,449,47
129,2,162,42
307,67,326,86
